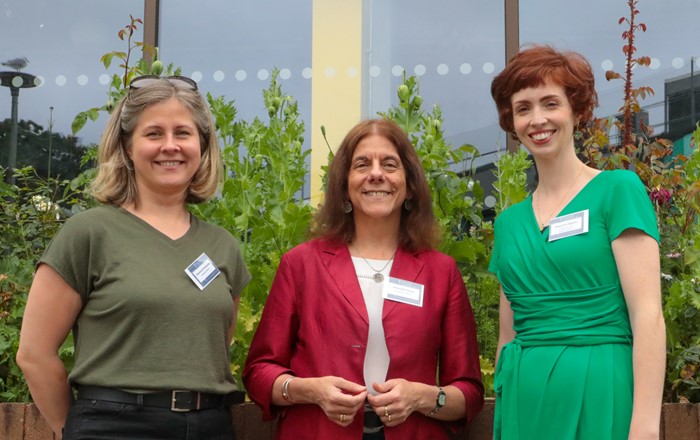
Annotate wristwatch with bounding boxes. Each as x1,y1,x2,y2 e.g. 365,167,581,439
426,387,446,416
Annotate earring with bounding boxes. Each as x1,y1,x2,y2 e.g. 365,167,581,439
343,201,353,213
403,199,413,211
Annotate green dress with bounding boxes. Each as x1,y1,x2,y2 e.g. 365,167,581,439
488,170,659,440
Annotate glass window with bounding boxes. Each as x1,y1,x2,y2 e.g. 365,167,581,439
365,1,506,162
520,1,700,143
158,0,313,132
0,1,145,153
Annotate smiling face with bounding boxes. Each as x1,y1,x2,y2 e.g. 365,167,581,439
128,97,202,201
511,81,578,159
347,134,408,230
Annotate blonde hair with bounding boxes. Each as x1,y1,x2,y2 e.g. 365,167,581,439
91,79,222,206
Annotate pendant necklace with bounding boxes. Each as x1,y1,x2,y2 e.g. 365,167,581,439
351,243,397,283
535,166,584,231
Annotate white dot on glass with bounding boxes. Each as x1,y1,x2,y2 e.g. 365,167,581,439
392,65,404,77
77,74,88,86
671,57,684,69
55,75,67,87
324,67,336,78
601,60,614,71
235,70,247,81
460,63,472,75
191,72,203,82
99,74,111,85
369,65,381,77
695,57,700,66
11,76,24,87
34,76,44,87
213,70,225,82
258,69,270,81
414,64,426,76
279,68,291,80
302,67,312,79
347,67,358,78
437,64,449,75
484,195,497,209
482,63,495,74
649,58,661,70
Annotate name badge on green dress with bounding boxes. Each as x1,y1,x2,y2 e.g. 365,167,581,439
185,252,221,290
548,209,589,242
382,277,424,307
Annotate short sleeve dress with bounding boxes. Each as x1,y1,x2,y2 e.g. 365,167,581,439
488,170,659,440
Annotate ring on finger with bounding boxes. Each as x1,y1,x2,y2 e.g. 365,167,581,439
340,413,346,423
384,405,389,417
387,413,393,422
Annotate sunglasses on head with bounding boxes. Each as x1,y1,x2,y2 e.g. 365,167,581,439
129,75,198,91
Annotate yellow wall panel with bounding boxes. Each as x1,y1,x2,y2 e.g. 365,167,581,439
310,0,363,205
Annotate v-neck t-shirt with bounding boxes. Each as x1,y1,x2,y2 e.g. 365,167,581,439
40,204,251,393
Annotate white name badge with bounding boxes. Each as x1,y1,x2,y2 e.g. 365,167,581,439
548,209,589,242
382,277,424,307
185,253,221,291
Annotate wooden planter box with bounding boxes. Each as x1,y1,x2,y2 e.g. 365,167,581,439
1,399,697,439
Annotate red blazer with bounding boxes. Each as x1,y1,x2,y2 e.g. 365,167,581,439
243,239,484,440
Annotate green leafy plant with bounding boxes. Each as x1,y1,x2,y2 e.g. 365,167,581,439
491,148,532,215
0,168,82,401
379,75,500,395
194,69,312,382
71,15,176,135
578,3,700,403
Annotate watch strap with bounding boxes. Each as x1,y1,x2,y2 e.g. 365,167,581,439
426,386,445,417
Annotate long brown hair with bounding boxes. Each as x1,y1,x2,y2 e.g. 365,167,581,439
313,119,440,251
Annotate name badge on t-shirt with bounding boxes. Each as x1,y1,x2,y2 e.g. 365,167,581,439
382,277,424,307
548,209,589,242
185,253,221,291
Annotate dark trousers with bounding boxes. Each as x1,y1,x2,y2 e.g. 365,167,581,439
63,399,235,440
363,431,385,440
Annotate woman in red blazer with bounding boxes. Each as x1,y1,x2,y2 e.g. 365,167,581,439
243,119,484,440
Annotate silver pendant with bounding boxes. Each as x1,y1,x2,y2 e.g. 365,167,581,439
372,273,384,283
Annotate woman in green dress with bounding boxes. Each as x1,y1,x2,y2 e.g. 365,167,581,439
488,45,666,439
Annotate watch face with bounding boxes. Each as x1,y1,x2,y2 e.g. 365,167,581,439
437,391,446,406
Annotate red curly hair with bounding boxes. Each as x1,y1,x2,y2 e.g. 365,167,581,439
491,45,599,136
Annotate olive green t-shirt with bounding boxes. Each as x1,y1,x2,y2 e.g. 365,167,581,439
40,205,251,393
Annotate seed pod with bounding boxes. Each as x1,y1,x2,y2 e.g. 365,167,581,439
151,60,163,76
397,84,409,101
411,95,423,109
267,106,276,117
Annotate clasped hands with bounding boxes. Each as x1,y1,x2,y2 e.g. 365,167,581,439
313,376,419,428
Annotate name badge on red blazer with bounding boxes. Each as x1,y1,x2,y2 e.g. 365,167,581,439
382,277,424,307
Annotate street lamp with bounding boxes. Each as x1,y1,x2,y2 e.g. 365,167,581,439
48,106,54,179
0,71,39,185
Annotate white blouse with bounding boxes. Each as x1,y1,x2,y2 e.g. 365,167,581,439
351,256,393,395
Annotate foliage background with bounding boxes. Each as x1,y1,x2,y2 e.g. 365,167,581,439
1,10,698,404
